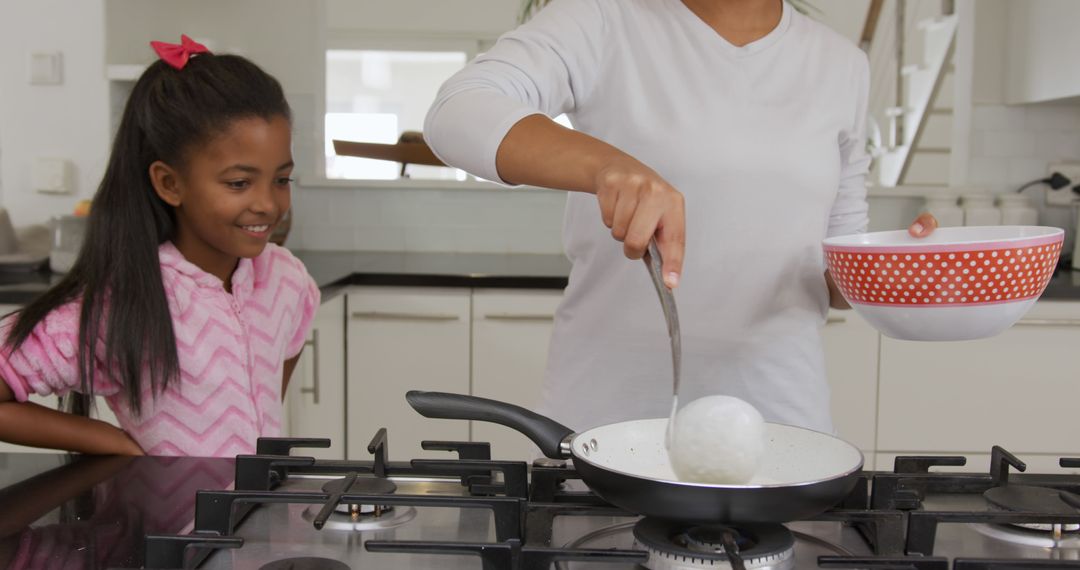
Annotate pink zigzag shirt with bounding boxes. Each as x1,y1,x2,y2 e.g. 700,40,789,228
0,241,320,457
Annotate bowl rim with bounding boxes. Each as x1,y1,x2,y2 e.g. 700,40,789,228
823,226,1063,254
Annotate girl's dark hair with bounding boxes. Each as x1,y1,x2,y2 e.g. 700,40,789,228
4,53,291,415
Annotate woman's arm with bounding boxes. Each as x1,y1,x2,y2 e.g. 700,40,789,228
0,382,142,455
425,0,683,285
496,115,685,285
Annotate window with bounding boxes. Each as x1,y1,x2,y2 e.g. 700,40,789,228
325,49,468,181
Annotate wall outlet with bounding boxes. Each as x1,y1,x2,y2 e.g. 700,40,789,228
28,52,62,85
33,158,73,194
1045,163,1080,207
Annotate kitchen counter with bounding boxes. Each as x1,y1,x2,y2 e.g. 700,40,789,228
0,250,573,306
5,251,1080,306
292,250,571,299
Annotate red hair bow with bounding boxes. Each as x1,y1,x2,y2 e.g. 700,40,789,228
150,34,211,70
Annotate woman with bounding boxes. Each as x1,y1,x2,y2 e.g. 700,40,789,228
425,0,935,433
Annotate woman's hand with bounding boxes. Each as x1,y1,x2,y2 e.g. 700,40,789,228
908,212,939,238
593,157,686,288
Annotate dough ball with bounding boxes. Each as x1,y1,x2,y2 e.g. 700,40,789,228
668,395,766,484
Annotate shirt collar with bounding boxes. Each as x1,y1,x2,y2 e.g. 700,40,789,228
159,241,254,300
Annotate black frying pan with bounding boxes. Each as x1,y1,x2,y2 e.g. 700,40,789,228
406,391,863,523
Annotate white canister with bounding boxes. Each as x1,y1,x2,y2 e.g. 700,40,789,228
960,193,1002,226
923,194,963,227
997,194,1039,226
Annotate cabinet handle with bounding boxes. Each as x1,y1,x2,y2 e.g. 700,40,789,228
826,316,847,325
351,311,460,322
1014,319,1080,327
483,313,556,322
300,329,320,404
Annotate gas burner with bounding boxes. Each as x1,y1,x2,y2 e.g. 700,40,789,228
971,522,1080,548
321,475,397,515
532,457,568,468
301,503,417,532
984,484,1080,532
259,557,350,570
632,518,795,570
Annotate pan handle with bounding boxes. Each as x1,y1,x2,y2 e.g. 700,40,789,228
406,391,574,459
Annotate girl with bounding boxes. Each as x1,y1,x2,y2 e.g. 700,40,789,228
0,36,320,457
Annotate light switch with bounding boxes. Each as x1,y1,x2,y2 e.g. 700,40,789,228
29,52,63,85
33,158,73,194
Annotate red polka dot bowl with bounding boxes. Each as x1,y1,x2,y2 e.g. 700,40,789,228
823,226,1064,341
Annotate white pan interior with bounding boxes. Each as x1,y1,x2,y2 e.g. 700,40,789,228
571,419,863,488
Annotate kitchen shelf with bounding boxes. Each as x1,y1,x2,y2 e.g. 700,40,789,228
105,64,146,81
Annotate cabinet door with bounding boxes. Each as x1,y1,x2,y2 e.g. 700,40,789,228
0,304,120,453
821,310,879,456
346,287,470,460
285,294,346,459
878,301,1080,455
471,289,562,461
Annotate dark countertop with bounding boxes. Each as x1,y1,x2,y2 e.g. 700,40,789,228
292,250,571,298
3,251,1080,306
0,250,573,306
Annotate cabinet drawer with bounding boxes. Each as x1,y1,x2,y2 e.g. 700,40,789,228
471,289,562,461
878,301,1080,454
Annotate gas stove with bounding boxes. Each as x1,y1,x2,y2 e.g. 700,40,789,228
3,433,1080,570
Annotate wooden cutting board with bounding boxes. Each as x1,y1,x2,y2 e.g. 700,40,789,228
332,139,447,167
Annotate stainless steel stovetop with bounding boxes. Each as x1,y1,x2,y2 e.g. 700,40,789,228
4,440,1080,569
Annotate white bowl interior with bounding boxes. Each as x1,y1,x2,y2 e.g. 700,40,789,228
572,419,863,487
824,226,1062,248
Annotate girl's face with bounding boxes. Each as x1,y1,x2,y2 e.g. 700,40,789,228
151,114,293,280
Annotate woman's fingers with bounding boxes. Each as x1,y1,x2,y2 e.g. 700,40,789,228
593,159,686,287
909,212,939,237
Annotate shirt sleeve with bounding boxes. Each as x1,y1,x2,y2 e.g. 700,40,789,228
423,0,608,184
827,51,871,239
282,254,321,360
0,301,119,402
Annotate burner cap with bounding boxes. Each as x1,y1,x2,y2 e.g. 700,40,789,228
984,484,1080,515
633,518,794,567
260,557,350,570
322,476,397,495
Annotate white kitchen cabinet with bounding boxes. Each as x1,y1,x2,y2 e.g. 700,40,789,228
0,304,120,454
821,310,880,459
470,289,562,461
284,294,346,460
346,287,471,460
877,301,1080,457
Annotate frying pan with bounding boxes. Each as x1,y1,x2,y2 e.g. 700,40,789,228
406,391,863,523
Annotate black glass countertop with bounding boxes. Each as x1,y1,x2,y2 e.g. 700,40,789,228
0,453,234,570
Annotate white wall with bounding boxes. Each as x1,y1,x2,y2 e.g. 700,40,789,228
105,0,324,183
291,184,567,253
326,0,517,39
1004,0,1080,104
0,0,109,227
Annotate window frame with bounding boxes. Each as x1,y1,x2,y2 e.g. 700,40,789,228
315,34,490,184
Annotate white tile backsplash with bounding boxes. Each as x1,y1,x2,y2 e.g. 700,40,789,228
287,102,1079,254
967,101,1080,194
290,183,567,254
